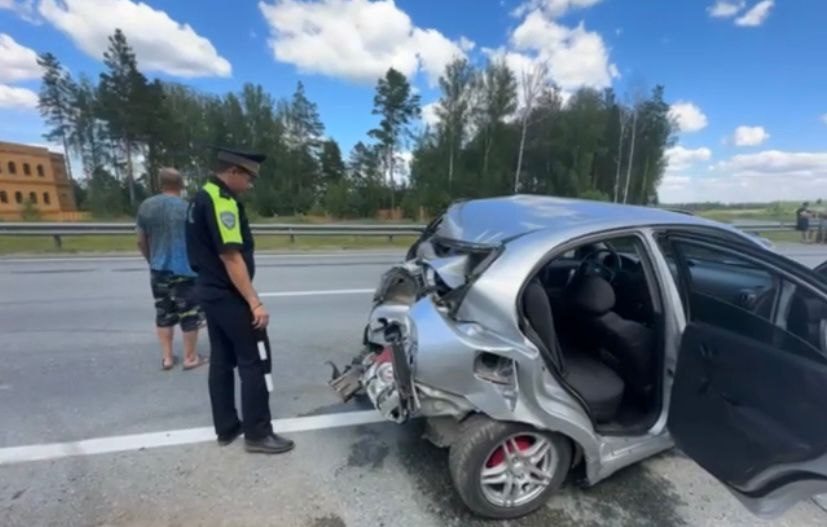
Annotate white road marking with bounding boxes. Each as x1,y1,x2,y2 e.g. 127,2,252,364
0,410,387,466
260,288,373,298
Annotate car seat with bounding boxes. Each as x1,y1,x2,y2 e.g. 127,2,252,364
523,279,625,423
566,275,655,401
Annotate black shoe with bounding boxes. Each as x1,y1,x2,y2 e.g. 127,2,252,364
217,425,242,447
244,433,295,454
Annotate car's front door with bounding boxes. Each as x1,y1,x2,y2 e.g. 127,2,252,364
814,259,827,278
659,234,827,517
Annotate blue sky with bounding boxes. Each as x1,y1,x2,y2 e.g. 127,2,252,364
1,0,825,203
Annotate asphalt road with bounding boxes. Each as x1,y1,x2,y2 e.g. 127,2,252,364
1,246,826,527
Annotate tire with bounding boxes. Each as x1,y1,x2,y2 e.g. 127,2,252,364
448,415,572,520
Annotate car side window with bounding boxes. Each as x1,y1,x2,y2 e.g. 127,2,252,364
668,238,827,359
680,243,779,321
782,283,827,357
655,237,681,285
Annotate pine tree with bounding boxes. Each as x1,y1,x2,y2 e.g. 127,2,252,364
69,75,107,177
282,82,325,212
436,58,475,192
369,68,420,211
285,82,324,151
36,52,75,181
97,29,151,208
474,60,517,189
320,139,345,186
348,141,384,217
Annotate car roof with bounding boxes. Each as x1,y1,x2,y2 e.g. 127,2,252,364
436,194,737,244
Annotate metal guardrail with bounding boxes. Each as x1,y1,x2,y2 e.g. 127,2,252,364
0,220,797,249
729,221,796,232
0,222,426,249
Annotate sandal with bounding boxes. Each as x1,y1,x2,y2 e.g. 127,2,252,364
183,355,209,371
162,356,177,371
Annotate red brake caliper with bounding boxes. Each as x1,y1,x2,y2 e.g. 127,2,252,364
486,436,533,468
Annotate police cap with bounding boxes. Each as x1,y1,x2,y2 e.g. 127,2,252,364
213,146,267,177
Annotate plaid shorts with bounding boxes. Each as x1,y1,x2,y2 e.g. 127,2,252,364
150,271,205,332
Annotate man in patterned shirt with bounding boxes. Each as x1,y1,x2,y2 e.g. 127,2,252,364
136,168,207,371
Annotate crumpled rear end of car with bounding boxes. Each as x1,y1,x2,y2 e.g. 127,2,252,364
328,232,502,423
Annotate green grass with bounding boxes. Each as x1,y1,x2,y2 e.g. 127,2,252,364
760,230,814,244
0,234,417,255
696,208,791,223
252,215,420,225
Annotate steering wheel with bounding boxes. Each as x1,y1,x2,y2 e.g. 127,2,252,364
575,247,622,283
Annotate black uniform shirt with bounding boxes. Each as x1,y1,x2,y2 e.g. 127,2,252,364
186,177,255,301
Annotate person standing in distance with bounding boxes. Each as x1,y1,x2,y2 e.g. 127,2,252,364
136,167,207,371
185,147,294,454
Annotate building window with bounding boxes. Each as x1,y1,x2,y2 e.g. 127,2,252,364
8,162,16,174
23,163,31,176
29,191,37,204
0,191,7,203
37,164,45,177
15,191,22,204
43,192,51,205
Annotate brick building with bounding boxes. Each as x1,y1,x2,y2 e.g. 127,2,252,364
0,141,80,221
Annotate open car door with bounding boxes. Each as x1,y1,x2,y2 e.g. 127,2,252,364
668,316,827,517
664,235,827,518
814,259,827,279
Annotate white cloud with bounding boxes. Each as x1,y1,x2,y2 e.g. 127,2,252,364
28,141,65,153
37,0,231,78
659,150,827,203
669,101,708,133
0,34,40,83
0,0,39,22
513,0,603,18
732,125,770,146
482,46,575,112
508,9,617,90
820,113,827,126
258,0,469,86
717,151,827,176
666,145,712,171
459,36,476,53
412,28,468,85
0,84,38,109
707,1,745,18
735,0,774,27
421,101,440,128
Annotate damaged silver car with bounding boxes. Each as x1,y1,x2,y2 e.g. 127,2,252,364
329,195,827,520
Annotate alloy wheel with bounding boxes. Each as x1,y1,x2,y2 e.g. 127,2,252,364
479,432,556,508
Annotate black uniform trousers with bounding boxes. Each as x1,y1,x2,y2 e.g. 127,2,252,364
202,294,273,440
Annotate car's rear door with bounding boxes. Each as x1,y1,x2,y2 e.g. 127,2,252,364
659,234,827,517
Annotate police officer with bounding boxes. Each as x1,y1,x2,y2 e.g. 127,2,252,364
186,146,295,455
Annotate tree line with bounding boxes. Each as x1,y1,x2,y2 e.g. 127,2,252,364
409,59,676,215
37,30,676,220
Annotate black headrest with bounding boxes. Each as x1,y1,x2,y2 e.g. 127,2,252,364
567,275,615,316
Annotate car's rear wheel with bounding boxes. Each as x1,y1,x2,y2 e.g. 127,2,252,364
448,415,572,519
